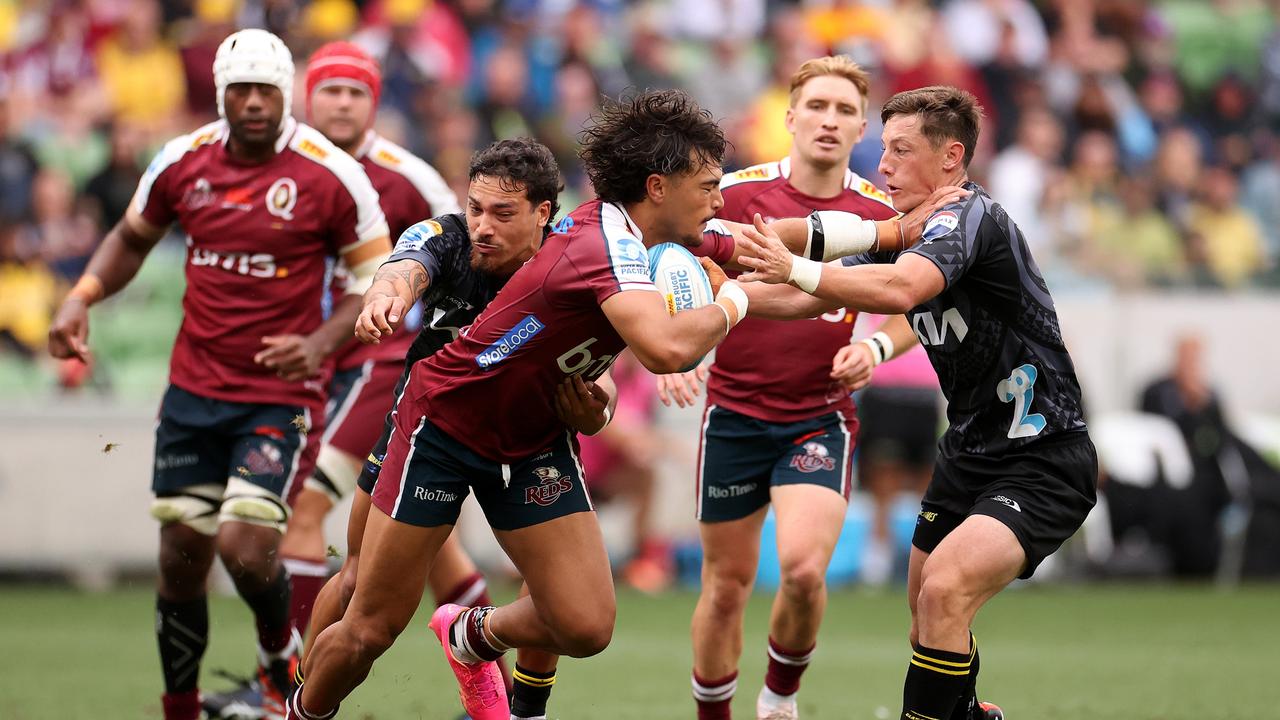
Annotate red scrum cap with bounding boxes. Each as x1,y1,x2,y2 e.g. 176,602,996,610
304,41,382,121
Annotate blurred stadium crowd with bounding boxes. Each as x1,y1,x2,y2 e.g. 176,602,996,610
3,0,1280,362
0,0,1274,363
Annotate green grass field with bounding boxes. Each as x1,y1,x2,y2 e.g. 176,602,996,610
0,583,1275,719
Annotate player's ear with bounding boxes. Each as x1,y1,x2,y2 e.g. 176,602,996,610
645,173,665,204
942,140,965,172
535,200,551,227
784,106,796,134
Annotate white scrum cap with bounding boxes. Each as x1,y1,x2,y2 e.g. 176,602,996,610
213,28,295,129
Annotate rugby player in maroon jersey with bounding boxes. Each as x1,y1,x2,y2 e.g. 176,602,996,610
678,57,922,720
288,89,958,720
48,29,392,720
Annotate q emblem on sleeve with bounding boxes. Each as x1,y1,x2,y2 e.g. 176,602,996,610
266,178,298,221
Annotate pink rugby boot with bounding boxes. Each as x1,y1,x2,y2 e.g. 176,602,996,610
428,603,509,719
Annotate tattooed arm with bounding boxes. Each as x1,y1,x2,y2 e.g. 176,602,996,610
354,258,431,345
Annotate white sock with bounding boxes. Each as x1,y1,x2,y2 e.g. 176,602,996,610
759,685,797,707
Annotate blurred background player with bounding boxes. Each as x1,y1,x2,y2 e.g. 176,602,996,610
576,350,672,592
298,138,575,720
200,39,466,720
682,56,899,720
46,29,391,720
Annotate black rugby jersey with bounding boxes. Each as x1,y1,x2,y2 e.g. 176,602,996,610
385,212,506,366
843,182,1087,458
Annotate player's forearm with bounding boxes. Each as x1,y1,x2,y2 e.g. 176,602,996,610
366,258,429,308
766,215,903,258
876,314,920,358
630,306,727,374
309,293,363,357
74,221,158,304
741,279,839,320
806,263,919,315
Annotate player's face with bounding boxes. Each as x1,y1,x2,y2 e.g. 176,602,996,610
655,158,723,248
224,83,285,146
310,84,373,149
466,174,548,275
786,75,867,170
878,114,950,213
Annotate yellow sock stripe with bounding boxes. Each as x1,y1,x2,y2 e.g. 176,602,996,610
909,658,971,676
512,669,557,687
294,665,305,686
912,650,972,668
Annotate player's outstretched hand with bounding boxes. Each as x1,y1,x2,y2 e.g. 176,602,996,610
254,334,325,381
735,213,794,285
898,185,971,247
355,294,407,344
48,299,92,362
831,342,875,392
555,374,612,435
655,362,708,408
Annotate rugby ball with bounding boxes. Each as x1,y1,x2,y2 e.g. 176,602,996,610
648,242,714,316
648,242,715,372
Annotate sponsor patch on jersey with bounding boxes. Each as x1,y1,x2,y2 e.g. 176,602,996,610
296,138,329,161
375,149,402,166
476,314,545,369
394,219,444,253
923,210,959,242
610,235,651,284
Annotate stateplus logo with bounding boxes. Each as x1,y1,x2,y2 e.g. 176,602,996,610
476,315,545,369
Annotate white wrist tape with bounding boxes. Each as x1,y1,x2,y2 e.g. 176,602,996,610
583,405,613,436
714,280,749,328
859,330,895,367
806,210,878,261
787,256,823,293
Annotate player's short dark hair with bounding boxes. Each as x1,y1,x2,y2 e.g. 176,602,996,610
579,89,726,204
881,86,984,168
469,138,563,227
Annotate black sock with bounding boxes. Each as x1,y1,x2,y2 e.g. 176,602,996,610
240,568,291,654
511,664,556,718
156,595,209,694
948,635,980,720
901,642,972,720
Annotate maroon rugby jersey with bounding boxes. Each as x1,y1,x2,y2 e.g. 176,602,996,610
708,157,896,422
403,199,734,463
134,118,389,411
333,131,460,371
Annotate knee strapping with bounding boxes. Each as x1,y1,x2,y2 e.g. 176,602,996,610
219,477,290,532
306,445,363,504
151,483,223,535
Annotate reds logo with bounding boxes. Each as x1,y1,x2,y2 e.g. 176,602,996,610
244,442,285,477
789,441,836,473
525,466,574,506
183,178,214,209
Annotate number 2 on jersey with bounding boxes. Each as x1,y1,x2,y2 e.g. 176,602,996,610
996,363,1047,439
